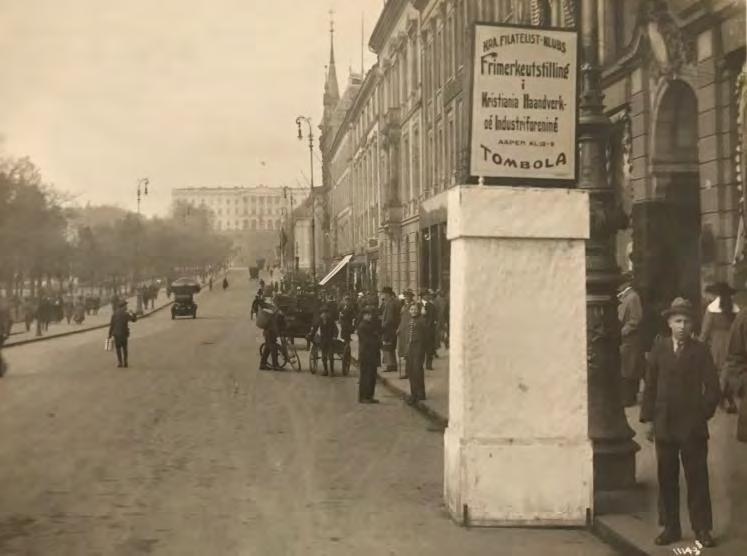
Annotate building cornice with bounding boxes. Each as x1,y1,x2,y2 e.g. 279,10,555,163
369,0,409,54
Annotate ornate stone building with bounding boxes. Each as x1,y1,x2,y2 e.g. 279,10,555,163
320,0,745,305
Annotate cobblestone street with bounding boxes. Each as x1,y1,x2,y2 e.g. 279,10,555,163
0,273,614,555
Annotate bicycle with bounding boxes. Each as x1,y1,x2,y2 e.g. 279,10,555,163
259,335,301,372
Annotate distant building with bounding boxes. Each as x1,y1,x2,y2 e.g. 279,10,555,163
172,185,308,266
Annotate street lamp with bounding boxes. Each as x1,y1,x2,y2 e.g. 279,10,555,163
135,177,150,315
295,115,316,282
577,0,638,489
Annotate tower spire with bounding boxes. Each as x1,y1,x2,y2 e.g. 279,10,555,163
324,7,340,108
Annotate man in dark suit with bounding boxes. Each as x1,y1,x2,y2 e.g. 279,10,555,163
357,304,381,404
108,300,137,368
640,297,720,547
419,290,437,369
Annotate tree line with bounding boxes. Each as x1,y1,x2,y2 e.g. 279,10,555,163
0,156,233,299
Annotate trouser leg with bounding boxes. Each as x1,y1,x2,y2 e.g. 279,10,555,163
260,343,269,367
358,365,368,400
114,337,124,365
121,338,128,365
681,436,713,532
409,350,426,400
656,440,682,533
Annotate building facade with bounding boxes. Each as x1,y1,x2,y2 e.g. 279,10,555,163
172,185,308,267
319,0,746,308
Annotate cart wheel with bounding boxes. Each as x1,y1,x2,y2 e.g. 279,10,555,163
309,344,318,374
286,341,301,372
276,345,288,369
342,344,351,376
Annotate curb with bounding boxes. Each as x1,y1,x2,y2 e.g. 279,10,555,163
350,353,448,430
377,373,448,429
4,300,174,349
591,517,650,556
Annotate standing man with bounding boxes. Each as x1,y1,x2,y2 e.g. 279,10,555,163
403,302,428,403
419,290,437,370
108,300,137,368
259,302,284,371
618,272,645,407
357,304,381,404
640,298,720,547
380,287,399,373
338,295,356,345
313,306,339,377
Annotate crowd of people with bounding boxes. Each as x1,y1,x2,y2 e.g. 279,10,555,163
253,277,449,405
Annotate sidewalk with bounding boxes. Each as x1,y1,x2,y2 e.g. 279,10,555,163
349,336,450,427
350,340,747,554
594,407,747,555
4,291,173,348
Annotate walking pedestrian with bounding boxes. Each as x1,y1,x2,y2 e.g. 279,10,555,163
618,272,645,407
700,282,739,413
209,277,213,291
63,293,74,324
403,302,428,403
640,297,720,548
108,300,137,368
23,297,35,332
222,276,229,290
356,304,381,404
380,287,399,373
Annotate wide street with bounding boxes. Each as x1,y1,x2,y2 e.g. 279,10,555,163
0,270,614,556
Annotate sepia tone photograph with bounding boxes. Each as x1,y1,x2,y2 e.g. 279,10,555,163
0,0,746,554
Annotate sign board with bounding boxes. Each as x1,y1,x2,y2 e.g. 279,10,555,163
469,23,578,185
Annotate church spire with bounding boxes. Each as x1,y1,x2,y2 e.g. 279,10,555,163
324,8,340,109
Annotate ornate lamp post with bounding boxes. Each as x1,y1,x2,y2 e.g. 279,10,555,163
135,177,149,316
295,116,316,282
577,0,639,489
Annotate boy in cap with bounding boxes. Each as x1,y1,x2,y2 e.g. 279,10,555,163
640,298,720,547
108,300,137,368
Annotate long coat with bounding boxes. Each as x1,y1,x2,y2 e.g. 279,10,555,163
618,287,644,380
397,306,412,359
108,309,136,339
640,336,720,442
356,318,381,369
700,298,738,383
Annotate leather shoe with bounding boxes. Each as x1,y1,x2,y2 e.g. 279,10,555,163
695,531,715,548
654,529,681,546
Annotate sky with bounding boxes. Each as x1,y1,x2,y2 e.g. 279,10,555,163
0,0,385,216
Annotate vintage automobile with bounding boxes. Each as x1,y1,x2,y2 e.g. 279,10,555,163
170,278,200,320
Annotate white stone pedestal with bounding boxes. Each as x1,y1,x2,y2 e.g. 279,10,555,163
444,186,593,527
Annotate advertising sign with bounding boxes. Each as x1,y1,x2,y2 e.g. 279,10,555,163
470,23,578,185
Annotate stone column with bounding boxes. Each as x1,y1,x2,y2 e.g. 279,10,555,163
444,186,593,526
578,0,639,489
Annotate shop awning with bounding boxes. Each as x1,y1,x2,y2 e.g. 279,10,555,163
318,254,353,286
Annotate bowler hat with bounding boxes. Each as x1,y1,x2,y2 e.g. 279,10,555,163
403,289,414,298
118,300,128,307
661,297,696,319
705,281,736,296
381,286,394,295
